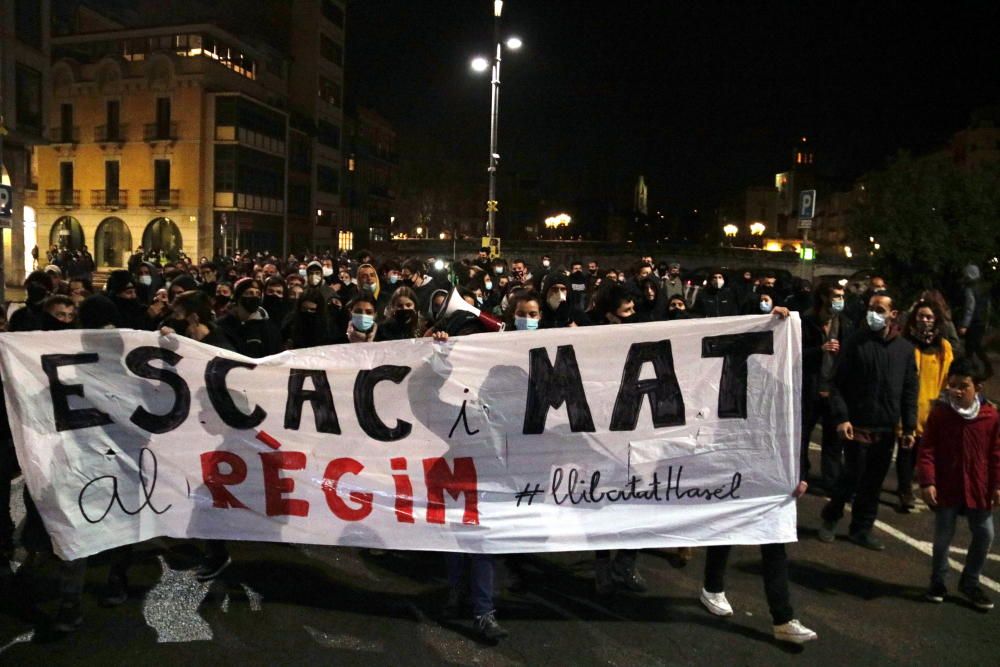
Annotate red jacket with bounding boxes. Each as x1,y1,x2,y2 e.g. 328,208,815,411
917,401,1000,510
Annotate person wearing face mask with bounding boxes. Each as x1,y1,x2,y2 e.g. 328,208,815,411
8,271,54,331
40,295,77,331
588,283,639,326
636,276,668,322
503,291,542,332
692,270,738,318
104,269,158,330
134,261,162,305
380,260,403,291
801,283,854,493
491,259,508,281
304,261,335,301
262,277,290,324
742,288,775,315
666,295,693,320
198,261,219,299
539,276,589,329
375,287,425,341
284,288,345,349
819,291,918,551
897,300,954,512
346,292,379,343
586,283,647,595
357,263,391,317
213,282,234,319
216,278,282,358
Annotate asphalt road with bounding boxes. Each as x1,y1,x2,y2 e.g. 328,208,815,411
1,444,998,667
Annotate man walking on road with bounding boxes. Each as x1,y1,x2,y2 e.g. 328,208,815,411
819,291,918,550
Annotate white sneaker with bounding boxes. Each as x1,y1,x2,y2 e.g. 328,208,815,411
773,619,818,644
699,588,734,617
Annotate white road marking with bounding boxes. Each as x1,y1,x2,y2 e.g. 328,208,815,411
807,438,1000,589
0,631,34,655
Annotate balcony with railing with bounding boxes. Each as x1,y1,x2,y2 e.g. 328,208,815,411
94,124,129,144
143,122,178,142
141,189,180,209
91,189,128,210
46,126,80,144
46,189,81,208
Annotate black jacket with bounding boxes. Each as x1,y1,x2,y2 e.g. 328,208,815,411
692,287,739,318
829,325,918,432
801,311,854,400
217,310,283,358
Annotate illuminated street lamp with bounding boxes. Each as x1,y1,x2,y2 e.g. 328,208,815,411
723,224,738,237
749,222,766,236
470,1,522,240
544,213,572,228
415,226,424,239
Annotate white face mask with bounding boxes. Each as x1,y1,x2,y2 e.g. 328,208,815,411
713,278,725,289
866,310,887,331
138,275,153,286
309,273,323,286
322,267,334,277
542,260,550,268
484,280,493,291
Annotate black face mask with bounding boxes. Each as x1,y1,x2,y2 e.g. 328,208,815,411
42,313,74,331
394,309,416,327
214,295,231,308
298,312,316,325
618,313,638,324
263,294,283,312
401,278,414,288
27,284,49,304
239,295,262,312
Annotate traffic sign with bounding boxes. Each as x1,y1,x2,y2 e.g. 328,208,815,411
486,200,498,213
0,184,12,219
799,189,816,219
797,219,812,230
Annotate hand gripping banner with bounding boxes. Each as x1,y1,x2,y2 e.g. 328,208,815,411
0,315,801,560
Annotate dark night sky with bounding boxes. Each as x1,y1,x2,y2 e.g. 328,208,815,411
346,0,1000,213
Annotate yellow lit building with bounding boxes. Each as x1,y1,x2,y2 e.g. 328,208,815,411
36,18,292,267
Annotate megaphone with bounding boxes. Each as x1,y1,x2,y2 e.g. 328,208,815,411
437,287,506,332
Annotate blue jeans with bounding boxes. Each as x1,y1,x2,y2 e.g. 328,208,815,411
445,553,495,617
931,507,995,589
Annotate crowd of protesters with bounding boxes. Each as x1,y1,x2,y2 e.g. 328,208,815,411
0,244,996,645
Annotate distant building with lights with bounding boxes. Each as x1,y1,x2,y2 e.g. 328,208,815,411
29,0,351,271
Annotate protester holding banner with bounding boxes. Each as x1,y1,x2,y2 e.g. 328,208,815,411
217,279,282,358
375,287,426,341
699,306,818,644
346,292,380,342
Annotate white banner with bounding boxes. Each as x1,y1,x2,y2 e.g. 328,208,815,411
0,315,801,560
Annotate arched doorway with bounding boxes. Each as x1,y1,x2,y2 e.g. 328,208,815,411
50,216,85,252
143,217,183,261
95,217,133,268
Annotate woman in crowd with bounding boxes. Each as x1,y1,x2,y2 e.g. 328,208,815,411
376,286,426,341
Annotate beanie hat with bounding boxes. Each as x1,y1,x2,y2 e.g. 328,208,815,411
233,277,259,299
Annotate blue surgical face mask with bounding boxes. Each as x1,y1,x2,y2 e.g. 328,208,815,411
484,280,493,291
866,310,886,331
831,299,845,312
760,300,773,313
388,274,399,285
494,266,504,275
352,312,374,332
514,316,540,331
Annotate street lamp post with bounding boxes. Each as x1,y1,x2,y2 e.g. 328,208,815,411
472,1,521,241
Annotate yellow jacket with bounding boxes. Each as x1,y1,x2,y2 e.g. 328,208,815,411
914,338,953,435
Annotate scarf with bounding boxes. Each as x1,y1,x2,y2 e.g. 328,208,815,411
949,396,981,420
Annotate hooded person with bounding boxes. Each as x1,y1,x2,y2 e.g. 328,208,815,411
216,278,283,358
104,269,155,330
8,271,54,332
540,274,590,328
134,261,163,305
356,262,390,317
304,260,334,301
635,276,668,322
